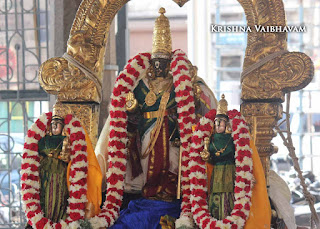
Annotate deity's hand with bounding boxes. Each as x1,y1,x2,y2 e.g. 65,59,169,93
59,138,71,163
200,150,210,162
84,202,95,219
59,150,71,163
126,91,138,112
200,137,210,162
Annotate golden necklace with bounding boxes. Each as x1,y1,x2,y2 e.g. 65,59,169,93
211,136,232,156
145,76,173,107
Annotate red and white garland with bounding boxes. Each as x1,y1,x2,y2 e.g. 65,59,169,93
189,109,254,229
21,112,88,229
89,49,196,228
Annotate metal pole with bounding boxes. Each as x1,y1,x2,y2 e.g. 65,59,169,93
116,5,129,72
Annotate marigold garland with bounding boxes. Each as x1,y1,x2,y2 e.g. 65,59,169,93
21,112,88,229
89,49,197,228
189,109,254,229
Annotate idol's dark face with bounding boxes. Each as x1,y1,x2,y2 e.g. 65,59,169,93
151,58,171,78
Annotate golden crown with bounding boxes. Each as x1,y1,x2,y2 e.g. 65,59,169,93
152,7,172,60
52,103,65,123
216,94,228,116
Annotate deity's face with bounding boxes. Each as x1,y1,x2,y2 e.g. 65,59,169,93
215,118,226,134
151,58,170,78
51,120,64,136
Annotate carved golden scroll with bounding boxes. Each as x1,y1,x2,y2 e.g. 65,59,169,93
239,0,314,182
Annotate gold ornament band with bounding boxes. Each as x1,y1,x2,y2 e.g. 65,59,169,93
151,53,171,60
143,107,176,119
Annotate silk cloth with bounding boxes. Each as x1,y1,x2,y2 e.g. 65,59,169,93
38,135,69,222
110,198,181,229
206,139,271,228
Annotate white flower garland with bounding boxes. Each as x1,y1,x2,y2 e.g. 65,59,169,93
90,50,197,228
189,109,254,229
21,112,88,229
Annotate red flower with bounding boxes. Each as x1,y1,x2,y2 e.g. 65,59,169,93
118,73,134,86
232,118,241,128
24,142,38,152
64,114,73,125
69,212,82,221
72,120,81,127
109,110,127,119
109,140,125,149
234,186,243,193
70,131,85,142
205,109,216,121
108,173,124,185
111,97,126,108
202,218,211,228
223,218,231,224
27,130,36,138
126,64,137,76
228,109,241,119
46,112,52,120
35,217,48,229
74,144,87,152
238,138,250,147
135,55,146,69
35,119,46,132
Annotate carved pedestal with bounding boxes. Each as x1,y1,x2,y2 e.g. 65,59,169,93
241,102,283,184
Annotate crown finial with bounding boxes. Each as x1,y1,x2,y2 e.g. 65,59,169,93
159,7,166,14
152,7,172,60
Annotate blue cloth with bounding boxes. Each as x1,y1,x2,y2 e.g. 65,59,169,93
110,198,181,229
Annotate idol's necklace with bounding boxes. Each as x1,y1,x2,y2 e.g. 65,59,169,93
212,136,232,156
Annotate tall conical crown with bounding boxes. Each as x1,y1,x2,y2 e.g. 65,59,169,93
152,7,172,59
52,103,65,123
217,94,228,116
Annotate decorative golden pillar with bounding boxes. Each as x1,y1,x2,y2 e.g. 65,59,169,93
238,0,314,183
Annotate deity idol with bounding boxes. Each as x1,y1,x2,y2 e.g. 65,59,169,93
38,115,70,222
95,8,216,229
23,110,102,228
190,95,271,228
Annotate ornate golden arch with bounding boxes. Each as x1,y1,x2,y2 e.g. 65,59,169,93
38,0,313,179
